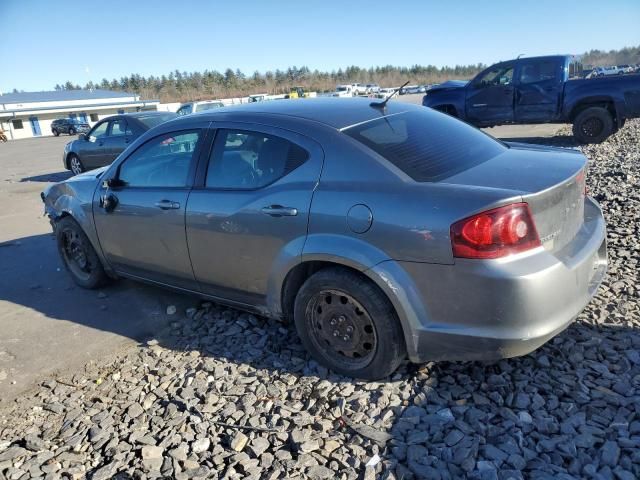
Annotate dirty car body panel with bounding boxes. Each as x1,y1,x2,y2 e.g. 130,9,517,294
43,98,607,364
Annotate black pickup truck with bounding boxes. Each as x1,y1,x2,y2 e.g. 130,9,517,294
422,55,640,143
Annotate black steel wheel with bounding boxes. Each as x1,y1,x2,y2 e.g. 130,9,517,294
572,107,614,144
56,216,108,289
294,267,405,379
306,289,378,369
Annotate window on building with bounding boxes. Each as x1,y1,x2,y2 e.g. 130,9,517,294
90,113,99,122
12,120,23,129
117,109,125,114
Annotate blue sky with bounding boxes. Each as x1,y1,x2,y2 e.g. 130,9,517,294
1,0,639,92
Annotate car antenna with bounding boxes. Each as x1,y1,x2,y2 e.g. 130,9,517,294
370,81,410,109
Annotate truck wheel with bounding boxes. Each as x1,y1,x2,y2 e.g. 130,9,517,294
56,216,108,289
572,107,614,144
294,267,406,379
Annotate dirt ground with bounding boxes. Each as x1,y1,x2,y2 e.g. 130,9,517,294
0,117,563,406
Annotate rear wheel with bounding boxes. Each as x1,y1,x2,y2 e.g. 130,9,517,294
68,127,76,135
68,154,84,175
294,267,406,379
572,107,614,144
56,216,108,289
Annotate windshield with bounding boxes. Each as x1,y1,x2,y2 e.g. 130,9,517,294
344,109,505,182
337,87,348,91
136,113,177,129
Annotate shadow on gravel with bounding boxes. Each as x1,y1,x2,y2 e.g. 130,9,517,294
20,171,72,183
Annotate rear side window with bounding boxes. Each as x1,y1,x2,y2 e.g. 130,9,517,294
344,109,505,182
206,129,308,189
520,61,557,84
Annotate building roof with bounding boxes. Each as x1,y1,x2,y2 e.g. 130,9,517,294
0,89,136,104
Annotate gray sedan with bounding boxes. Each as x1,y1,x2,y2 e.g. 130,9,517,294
63,111,177,175
42,98,607,379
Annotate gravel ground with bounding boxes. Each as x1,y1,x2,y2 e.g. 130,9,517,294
1,120,639,480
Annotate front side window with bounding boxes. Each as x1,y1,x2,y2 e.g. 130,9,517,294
519,61,557,84
344,109,505,182
475,64,514,86
89,122,109,140
206,129,308,189
118,130,201,188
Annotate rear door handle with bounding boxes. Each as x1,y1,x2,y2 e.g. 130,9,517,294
261,205,298,217
155,200,180,210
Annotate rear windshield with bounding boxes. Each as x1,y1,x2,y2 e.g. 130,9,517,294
136,113,177,129
343,109,505,182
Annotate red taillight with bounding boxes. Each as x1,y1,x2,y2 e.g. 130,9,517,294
451,203,541,259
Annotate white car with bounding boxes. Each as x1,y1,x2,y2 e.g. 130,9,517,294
375,87,396,98
593,66,626,77
350,83,368,95
176,100,224,115
365,83,380,94
332,85,355,97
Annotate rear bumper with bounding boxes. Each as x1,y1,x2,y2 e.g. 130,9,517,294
369,197,607,363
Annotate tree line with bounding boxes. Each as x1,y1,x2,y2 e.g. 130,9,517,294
54,64,486,103
52,45,639,103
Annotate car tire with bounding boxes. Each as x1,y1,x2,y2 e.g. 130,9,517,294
68,128,76,135
572,107,614,144
294,267,406,379
68,154,84,175
55,216,108,289
52,129,59,137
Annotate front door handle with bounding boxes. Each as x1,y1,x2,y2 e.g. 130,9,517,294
155,200,180,210
261,205,298,217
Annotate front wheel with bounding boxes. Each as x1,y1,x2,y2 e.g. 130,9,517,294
56,216,108,289
294,267,406,379
68,154,84,175
572,107,614,144
52,129,59,137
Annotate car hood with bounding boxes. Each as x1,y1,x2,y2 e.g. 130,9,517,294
427,80,469,94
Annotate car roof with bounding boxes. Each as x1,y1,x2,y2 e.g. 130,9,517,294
189,97,423,129
123,111,176,118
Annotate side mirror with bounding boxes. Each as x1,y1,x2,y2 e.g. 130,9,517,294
78,133,86,140
102,177,126,189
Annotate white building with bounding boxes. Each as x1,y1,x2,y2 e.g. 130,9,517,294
0,90,160,140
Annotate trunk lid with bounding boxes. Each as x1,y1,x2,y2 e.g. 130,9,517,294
443,143,587,253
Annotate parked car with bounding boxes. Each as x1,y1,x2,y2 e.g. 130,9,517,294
176,100,225,116
365,83,380,94
351,83,368,95
617,65,634,74
404,85,427,94
423,54,640,143
375,87,396,98
332,85,355,97
52,118,90,136
62,111,177,175
43,98,607,379
593,66,625,76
